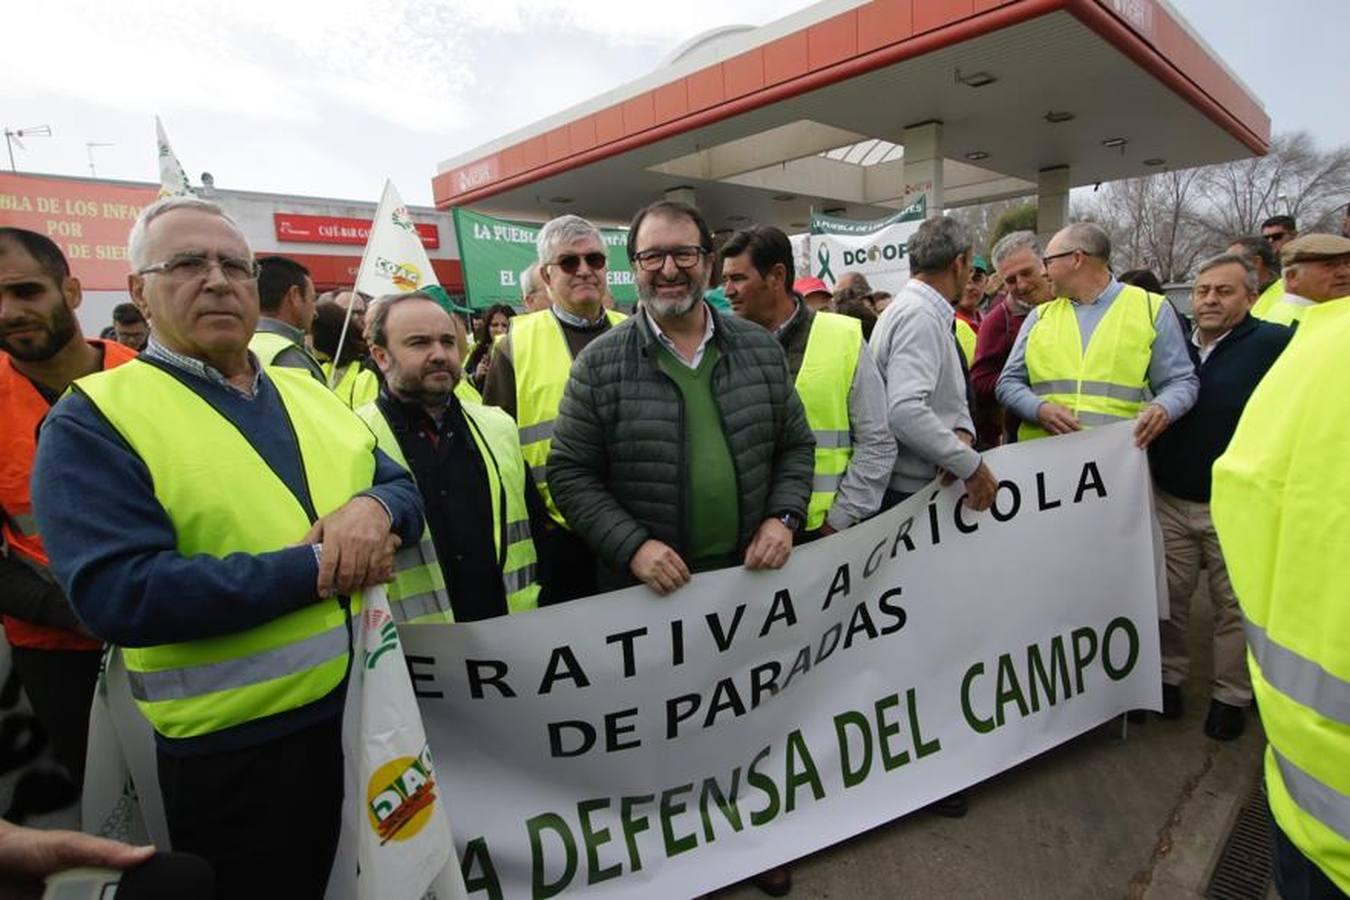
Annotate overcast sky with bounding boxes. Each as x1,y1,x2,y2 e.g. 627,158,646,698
3,0,1345,208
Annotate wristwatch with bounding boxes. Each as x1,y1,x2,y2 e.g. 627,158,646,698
777,512,803,533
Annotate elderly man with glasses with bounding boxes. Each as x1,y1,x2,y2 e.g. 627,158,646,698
995,221,1198,447
483,214,627,604
31,196,424,899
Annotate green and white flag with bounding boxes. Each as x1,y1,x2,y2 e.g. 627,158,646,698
154,116,193,199
807,198,926,296
355,180,440,299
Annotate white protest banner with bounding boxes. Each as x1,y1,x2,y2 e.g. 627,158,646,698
400,423,1163,899
808,199,926,296
154,116,193,199
354,180,440,299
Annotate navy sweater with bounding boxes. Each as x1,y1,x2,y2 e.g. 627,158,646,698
32,358,424,755
1149,315,1292,502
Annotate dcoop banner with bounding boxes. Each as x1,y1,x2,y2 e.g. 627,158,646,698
452,208,636,309
806,198,926,296
401,423,1163,899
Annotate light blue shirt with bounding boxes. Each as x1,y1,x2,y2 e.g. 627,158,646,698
995,279,1199,425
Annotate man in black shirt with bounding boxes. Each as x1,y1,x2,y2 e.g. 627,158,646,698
361,291,549,620
1148,253,1291,740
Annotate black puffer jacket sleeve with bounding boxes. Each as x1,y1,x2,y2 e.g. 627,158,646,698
548,348,651,572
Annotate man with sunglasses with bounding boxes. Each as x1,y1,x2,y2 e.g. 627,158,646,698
995,222,1197,447
1251,215,1297,319
31,196,424,898
483,214,626,604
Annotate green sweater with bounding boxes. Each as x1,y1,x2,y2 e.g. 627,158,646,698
656,344,740,571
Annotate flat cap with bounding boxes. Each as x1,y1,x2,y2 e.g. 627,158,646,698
1281,233,1350,266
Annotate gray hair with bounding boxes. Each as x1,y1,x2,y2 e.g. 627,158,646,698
520,263,544,298
991,230,1043,267
127,195,245,270
1195,252,1258,295
536,214,603,265
365,290,446,349
1055,222,1111,260
908,215,974,274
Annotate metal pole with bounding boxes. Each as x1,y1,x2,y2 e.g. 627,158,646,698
5,132,15,173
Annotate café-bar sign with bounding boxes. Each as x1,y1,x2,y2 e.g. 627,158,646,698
274,213,439,249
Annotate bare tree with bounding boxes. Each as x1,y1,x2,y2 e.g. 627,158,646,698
1085,167,1215,282
1198,132,1350,240
1084,131,1350,281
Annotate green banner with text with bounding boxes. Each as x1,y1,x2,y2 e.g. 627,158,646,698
452,208,636,310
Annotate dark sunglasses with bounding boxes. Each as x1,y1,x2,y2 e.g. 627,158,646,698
550,252,607,274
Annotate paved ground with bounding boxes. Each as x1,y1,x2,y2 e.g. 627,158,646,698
714,579,1268,900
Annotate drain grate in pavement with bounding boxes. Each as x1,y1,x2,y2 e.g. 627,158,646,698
1205,779,1273,900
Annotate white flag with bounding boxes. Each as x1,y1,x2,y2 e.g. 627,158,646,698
154,116,193,199
354,180,438,298
326,587,464,900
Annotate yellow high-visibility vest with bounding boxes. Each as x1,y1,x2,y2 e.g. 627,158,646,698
955,317,977,367
1212,298,1350,894
1018,284,1162,441
75,362,372,739
794,313,861,531
1250,277,1285,320
322,360,380,409
512,308,626,525
1263,299,1313,327
356,399,541,621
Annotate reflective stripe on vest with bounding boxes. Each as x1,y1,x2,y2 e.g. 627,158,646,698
356,399,541,620
513,308,626,525
75,361,371,739
1212,298,1350,893
1246,618,1350,726
1018,285,1161,441
795,312,862,531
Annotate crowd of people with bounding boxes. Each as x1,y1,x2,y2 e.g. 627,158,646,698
0,194,1345,898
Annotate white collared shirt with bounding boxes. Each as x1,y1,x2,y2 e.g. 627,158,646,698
644,305,715,369
1191,326,1231,364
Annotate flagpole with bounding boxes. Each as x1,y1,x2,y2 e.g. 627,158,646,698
328,180,387,388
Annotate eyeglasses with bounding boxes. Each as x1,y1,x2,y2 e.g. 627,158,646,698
137,253,259,281
1263,232,1293,243
632,246,707,272
549,252,608,275
1041,249,1083,267
970,270,989,283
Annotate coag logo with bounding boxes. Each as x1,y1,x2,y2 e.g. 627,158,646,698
375,257,422,291
391,205,416,233
367,746,439,844
363,607,398,670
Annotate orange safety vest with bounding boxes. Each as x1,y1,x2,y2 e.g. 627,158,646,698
0,340,137,650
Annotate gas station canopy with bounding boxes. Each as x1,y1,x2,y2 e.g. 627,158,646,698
433,0,1267,236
